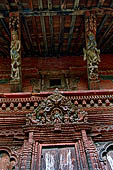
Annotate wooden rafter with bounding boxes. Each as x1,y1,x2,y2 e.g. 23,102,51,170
21,19,31,51
4,0,10,11
22,17,32,46
57,15,65,55
97,0,113,51
0,18,10,38
29,0,41,55
15,0,32,53
97,0,113,34
48,0,52,10
48,0,54,55
15,0,32,45
0,26,9,44
72,16,84,55
97,0,105,7
57,0,65,55
101,33,113,52
97,15,108,34
32,17,42,55
1,7,113,18
67,0,80,54
108,39,113,51
98,19,113,47
38,0,48,56
0,44,9,56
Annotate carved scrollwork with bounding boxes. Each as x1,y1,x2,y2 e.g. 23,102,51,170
27,89,88,125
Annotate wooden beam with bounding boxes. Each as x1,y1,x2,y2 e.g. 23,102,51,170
0,35,9,43
97,0,113,33
32,16,42,55
38,0,48,55
0,24,9,43
0,18,10,38
74,0,80,8
1,7,113,18
98,19,113,47
4,0,11,11
15,0,33,49
22,17,32,46
48,0,54,55
101,33,113,52
21,18,31,50
107,39,113,51
48,0,52,10
57,15,65,55
57,0,65,55
97,15,108,34
29,0,41,55
97,0,105,7
0,46,9,57
67,0,80,54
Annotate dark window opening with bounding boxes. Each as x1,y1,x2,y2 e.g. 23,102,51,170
50,79,61,87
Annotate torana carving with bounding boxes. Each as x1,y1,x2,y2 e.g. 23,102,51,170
27,89,88,125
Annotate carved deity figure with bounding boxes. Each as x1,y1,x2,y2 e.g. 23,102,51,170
83,32,100,80
10,30,20,80
52,109,63,124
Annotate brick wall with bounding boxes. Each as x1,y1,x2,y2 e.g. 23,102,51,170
0,54,112,92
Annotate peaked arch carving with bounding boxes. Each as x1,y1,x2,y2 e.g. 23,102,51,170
27,89,88,125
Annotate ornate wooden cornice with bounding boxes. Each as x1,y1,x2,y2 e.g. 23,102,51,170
0,89,113,111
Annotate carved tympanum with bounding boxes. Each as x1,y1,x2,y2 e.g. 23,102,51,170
27,89,88,125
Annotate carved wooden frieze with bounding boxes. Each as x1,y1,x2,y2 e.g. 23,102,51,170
27,89,88,126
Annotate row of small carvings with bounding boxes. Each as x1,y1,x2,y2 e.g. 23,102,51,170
0,94,112,103
0,99,112,110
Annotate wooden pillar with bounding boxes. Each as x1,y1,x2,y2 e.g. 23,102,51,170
9,12,22,92
83,12,100,90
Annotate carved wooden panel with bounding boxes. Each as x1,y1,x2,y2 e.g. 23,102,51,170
41,145,77,170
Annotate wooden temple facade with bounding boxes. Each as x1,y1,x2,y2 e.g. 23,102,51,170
0,0,113,169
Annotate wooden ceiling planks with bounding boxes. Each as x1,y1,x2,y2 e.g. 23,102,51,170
67,0,80,54
38,0,48,56
0,0,113,57
48,0,54,55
